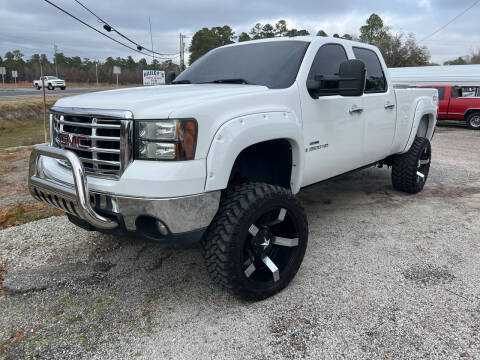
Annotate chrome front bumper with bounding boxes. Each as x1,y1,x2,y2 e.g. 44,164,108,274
28,145,221,235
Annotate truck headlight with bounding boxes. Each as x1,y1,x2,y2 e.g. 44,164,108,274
134,119,197,161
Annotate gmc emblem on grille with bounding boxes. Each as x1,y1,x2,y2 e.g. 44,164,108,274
58,133,89,150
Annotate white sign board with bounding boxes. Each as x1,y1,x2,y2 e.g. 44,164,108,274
143,70,165,86
12,70,18,78
113,66,121,74
0,67,5,75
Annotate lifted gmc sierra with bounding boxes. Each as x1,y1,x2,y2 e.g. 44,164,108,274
28,37,437,300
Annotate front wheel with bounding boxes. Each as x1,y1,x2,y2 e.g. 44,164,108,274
47,83,54,90
202,182,308,301
391,137,431,194
60,86,66,90
466,112,480,130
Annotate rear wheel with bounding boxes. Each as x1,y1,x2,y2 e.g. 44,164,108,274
35,84,40,90
466,112,480,130
391,137,431,194
202,182,308,300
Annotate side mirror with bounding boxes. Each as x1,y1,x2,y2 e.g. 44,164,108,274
166,71,176,84
307,59,366,97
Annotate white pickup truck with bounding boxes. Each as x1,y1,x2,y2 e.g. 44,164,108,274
28,37,437,300
34,76,66,90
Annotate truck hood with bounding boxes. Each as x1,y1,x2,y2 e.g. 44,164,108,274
54,83,301,159
54,84,270,119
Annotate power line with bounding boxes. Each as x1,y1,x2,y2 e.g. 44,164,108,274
419,0,480,43
72,0,178,57
43,0,178,60
43,0,154,57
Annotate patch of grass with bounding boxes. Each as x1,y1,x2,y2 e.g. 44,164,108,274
78,334,87,346
0,118,48,150
0,203,63,230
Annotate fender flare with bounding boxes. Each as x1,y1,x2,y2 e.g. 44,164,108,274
464,108,480,118
402,97,437,153
204,111,304,194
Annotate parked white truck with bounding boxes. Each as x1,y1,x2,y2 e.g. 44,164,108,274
34,76,66,90
28,37,437,300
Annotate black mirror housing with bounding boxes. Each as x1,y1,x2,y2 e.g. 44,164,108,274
308,59,366,97
337,59,366,97
166,71,177,84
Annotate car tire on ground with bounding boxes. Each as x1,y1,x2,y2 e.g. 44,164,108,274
35,85,40,90
60,86,66,90
47,83,54,90
202,182,308,301
466,112,480,130
391,136,431,194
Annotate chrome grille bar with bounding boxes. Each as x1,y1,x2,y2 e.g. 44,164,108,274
56,119,121,129
61,145,120,154
50,106,133,178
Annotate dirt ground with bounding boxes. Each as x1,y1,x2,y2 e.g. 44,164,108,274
0,146,62,229
0,125,479,359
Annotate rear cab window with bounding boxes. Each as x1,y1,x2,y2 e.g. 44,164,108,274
352,47,387,93
435,87,445,100
425,87,445,100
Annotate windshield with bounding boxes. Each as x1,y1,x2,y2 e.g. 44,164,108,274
47,76,58,80
175,41,309,89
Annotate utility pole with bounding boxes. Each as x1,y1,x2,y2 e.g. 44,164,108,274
53,43,58,77
179,33,187,71
40,62,48,143
95,57,99,86
149,16,155,69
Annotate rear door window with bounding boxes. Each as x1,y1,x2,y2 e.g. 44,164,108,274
352,47,387,93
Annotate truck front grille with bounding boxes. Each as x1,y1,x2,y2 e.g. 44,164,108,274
51,109,133,178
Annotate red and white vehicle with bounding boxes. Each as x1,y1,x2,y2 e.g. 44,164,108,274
420,85,480,130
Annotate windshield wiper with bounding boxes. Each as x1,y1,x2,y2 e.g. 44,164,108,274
171,79,191,84
202,78,255,85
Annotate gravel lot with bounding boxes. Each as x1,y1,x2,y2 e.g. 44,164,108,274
0,125,479,359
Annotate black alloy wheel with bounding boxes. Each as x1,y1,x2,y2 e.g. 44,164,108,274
202,182,308,300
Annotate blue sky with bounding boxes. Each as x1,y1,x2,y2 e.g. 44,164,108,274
0,0,479,64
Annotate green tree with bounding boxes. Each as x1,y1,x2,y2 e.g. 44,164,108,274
443,56,468,65
138,58,148,68
342,34,353,40
189,26,235,65
289,29,310,36
238,32,251,42
274,20,288,37
261,24,275,38
359,14,430,67
12,50,24,63
250,23,263,39
333,34,340,38
126,56,136,70
316,30,328,37
360,13,389,44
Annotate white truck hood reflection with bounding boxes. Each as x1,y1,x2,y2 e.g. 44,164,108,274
54,84,269,119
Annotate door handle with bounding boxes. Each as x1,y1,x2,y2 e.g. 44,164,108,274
349,105,363,114
385,102,396,110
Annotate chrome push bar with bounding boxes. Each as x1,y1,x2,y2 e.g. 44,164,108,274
28,145,118,230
